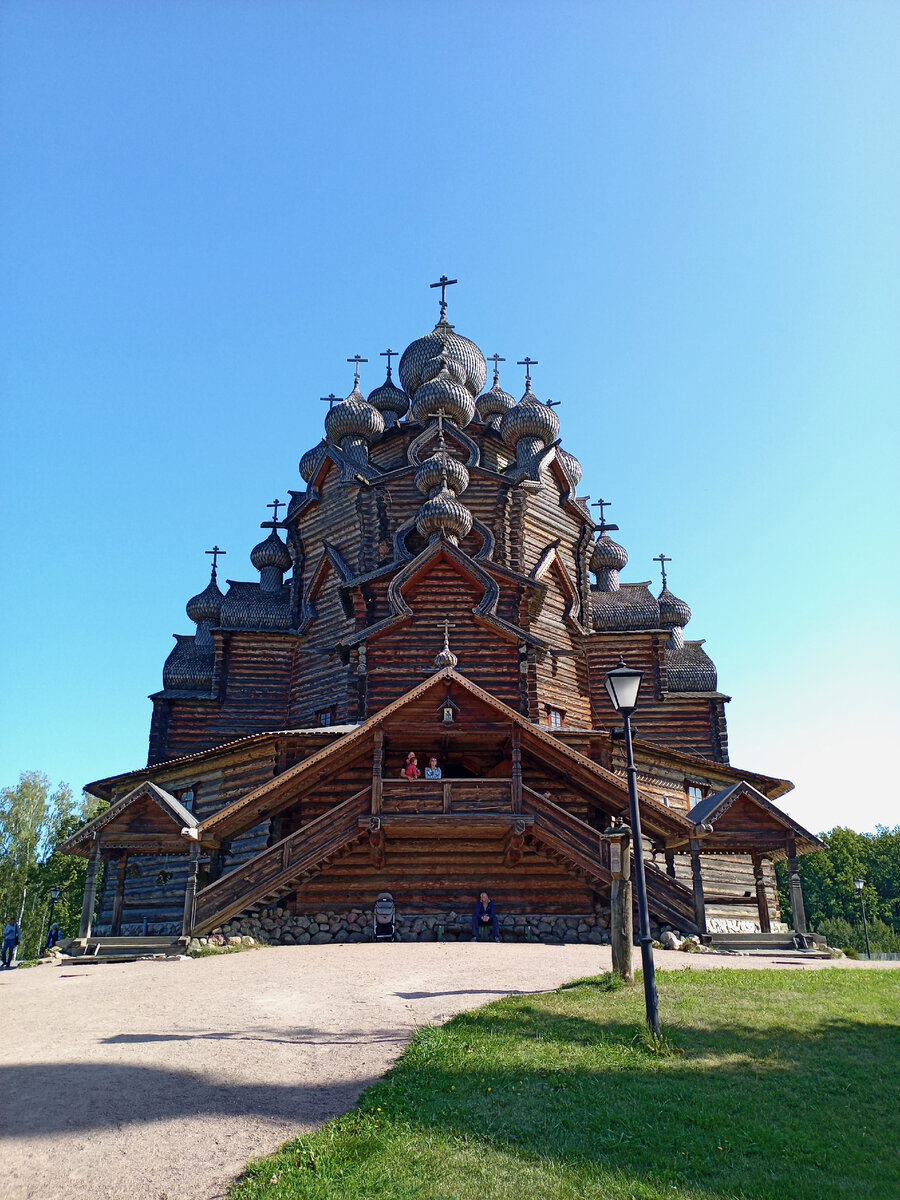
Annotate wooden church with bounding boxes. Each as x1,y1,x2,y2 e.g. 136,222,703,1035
63,280,822,948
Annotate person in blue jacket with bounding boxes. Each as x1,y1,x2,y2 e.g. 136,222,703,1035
472,892,500,942
2,920,21,968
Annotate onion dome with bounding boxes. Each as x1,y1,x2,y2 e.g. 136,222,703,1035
399,319,487,401
658,585,692,649
163,635,214,692
434,642,459,669
324,387,385,444
299,440,327,483
415,451,470,497
556,448,582,490
410,370,476,427
368,372,409,427
591,534,628,574
499,394,561,451
250,529,292,574
415,485,473,544
476,381,516,430
186,573,224,627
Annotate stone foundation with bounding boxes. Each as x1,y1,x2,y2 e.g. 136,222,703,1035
209,907,627,946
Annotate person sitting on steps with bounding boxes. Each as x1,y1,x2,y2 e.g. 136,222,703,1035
472,891,500,942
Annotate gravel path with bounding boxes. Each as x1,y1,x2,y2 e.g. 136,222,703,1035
1,943,894,1200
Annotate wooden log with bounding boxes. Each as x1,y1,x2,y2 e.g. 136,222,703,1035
79,836,102,938
182,841,201,937
110,855,128,937
689,838,707,935
752,851,771,933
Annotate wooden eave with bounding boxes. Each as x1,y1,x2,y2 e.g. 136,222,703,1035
198,666,693,846
62,782,198,857
673,781,824,858
84,728,351,801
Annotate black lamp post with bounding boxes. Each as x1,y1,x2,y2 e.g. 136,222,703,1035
854,877,871,959
605,656,661,1039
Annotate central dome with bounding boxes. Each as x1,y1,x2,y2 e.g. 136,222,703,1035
399,319,487,401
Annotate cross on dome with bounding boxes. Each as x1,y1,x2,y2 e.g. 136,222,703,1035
653,552,672,589
347,355,368,387
380,348,398,375
205,545,226,578
260,499,284,531
429,274,457,320
591,498,619,534
319,393,339,409
487,353,506,383
517,357,538,387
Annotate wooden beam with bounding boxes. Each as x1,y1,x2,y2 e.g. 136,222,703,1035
785,837,807,935
511,725,522,814
110,854,128,937
79,836,102,939
182,841,201,938
688,838,707,935
752,852,771,933
371,726,383,815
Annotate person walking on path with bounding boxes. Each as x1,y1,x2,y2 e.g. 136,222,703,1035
472,892,500,942
2,920,21,968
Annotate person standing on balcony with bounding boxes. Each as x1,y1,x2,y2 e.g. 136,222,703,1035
400,752,419,780
472,891,500,941
424,756,442,779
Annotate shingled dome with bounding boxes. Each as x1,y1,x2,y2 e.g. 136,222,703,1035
399,319,487,400
185,575,224,627
324,389,385,443
250,530,292,574
367,373,409,426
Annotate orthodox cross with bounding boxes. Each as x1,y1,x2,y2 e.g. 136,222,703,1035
205,545,226,579
261,498,284,531
653,552,672,589
517,357,538,387
440,616,458,650
429,275,457,320
487,353,505,383
591,498,619,534
380,348,397,376
319,393,339,409
347,355,368,387
545,398,561,408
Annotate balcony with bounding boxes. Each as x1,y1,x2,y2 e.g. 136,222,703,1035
380,778,513,815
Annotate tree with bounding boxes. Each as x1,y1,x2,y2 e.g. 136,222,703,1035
0,771,105,960
776,826,900,954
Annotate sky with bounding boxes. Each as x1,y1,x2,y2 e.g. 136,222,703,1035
1,1,898,834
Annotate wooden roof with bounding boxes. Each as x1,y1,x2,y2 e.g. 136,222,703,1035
61,782,199,858
681,781,824,857
198,667,694,845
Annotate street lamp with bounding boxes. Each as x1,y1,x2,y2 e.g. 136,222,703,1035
854,877,871,959
606,656,660,1039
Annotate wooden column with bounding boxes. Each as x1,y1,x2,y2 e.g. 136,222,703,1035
442,782,452,813
665,850,677,880
786,838,807,935
510,725,522,814
110,855,128,937
371,726,383,815
181,841,201,939
751,852,771,934
688,838,707,935
79,836,102,939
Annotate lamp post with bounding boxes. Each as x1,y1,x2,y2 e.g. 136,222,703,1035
605,656,660,1039
854,877,871,959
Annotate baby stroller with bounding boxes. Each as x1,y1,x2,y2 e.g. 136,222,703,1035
373,892,397,941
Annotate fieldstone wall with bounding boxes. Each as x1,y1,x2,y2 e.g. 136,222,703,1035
202,906,622,946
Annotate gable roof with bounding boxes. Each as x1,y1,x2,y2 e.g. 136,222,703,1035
198,666,694,845
687,781,824,855
61,782,199,857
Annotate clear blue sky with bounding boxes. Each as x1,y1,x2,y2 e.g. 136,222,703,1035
2,2,898,832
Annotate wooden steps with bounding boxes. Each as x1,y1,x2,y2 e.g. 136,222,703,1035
702,931,828,954
63,936,185,963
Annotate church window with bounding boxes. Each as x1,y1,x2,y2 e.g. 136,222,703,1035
546,707,565,729
317,709,333,727
177,787,195,812
685,783,705,806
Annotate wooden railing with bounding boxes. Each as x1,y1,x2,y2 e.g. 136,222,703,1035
522,786,698,932
192,788,371,934
381,778,512,815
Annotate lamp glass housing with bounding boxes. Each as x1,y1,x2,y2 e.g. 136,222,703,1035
605,661,644,714
855,877,865,892
50,886,61,901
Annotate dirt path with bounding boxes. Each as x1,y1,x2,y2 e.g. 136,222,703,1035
1,943,894,1200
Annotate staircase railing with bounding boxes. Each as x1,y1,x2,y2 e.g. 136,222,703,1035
192,787,371,934
522,786,698,932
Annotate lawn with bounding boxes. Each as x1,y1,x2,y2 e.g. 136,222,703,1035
231,969,900,1200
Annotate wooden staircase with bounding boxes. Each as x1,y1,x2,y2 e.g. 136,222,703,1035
62,936,185,963
521,787,699,934
191,788,371,935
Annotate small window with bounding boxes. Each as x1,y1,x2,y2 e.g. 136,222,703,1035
686,784,705,806
547,708,564,729
177,787,194,813
316,709,333,727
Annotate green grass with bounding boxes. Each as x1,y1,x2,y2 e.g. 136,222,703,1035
231,969,900,1200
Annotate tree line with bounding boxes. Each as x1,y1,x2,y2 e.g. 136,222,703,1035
1,771,105,961
775,825,900,955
